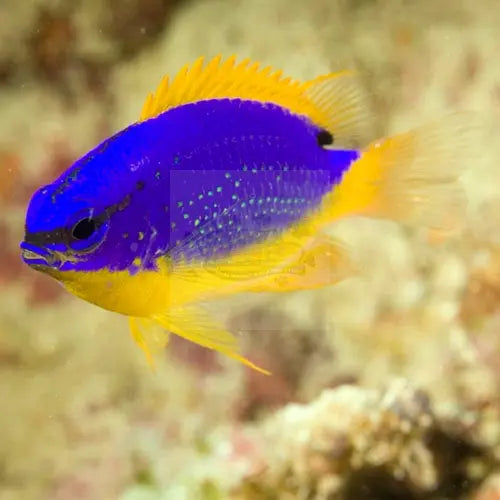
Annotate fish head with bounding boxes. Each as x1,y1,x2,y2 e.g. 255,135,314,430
20,128,166,278
20,177,114,274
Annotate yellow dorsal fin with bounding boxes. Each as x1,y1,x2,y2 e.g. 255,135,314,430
139,55,372,146
304,73,373,147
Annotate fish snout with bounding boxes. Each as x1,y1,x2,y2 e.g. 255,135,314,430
20,241,58,268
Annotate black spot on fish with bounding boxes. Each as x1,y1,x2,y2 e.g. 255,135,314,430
136,180,145,190
317,129,334,147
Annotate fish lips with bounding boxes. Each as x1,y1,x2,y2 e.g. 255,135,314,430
20,241,60,269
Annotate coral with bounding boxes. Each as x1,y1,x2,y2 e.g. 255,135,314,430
234,380,498,499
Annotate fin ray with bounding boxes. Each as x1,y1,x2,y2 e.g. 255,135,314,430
320,113,477,232
169,197,315,285
248,233,356,293
304,72,373,147
152,307,270,374
139,55,372,147
129,316,170,371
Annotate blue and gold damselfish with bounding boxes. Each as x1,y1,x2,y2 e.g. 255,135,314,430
21,55,469,374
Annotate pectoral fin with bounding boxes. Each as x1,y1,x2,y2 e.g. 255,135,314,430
170,219,314,296
248,234,356,293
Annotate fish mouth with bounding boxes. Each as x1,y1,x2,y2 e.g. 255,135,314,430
20,241,59,268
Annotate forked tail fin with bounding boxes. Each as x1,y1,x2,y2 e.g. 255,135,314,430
321,114,479,234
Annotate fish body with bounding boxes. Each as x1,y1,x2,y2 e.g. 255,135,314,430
21,56,468,373
26,98,358,273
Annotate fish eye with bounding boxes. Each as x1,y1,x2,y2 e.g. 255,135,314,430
65,210,109,253
72,218,97,240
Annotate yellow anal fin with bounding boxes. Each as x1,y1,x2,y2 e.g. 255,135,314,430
323,114,477,233
129,317,170,372
249,234,356,293
151,306,271,375
139,55,371,147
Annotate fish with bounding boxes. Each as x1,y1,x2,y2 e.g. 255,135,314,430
20,55,470,374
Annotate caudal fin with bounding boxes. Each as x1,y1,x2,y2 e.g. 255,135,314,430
323,114,478,233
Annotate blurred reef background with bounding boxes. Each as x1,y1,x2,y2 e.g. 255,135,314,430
0,0,499,499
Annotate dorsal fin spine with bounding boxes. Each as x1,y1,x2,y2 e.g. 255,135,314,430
138,55,372,146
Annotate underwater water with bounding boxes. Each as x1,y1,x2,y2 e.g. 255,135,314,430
0,0,499,498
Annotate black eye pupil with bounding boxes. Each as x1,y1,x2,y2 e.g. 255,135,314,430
72,218,97,240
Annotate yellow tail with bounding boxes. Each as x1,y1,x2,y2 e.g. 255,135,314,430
321,114,478,233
